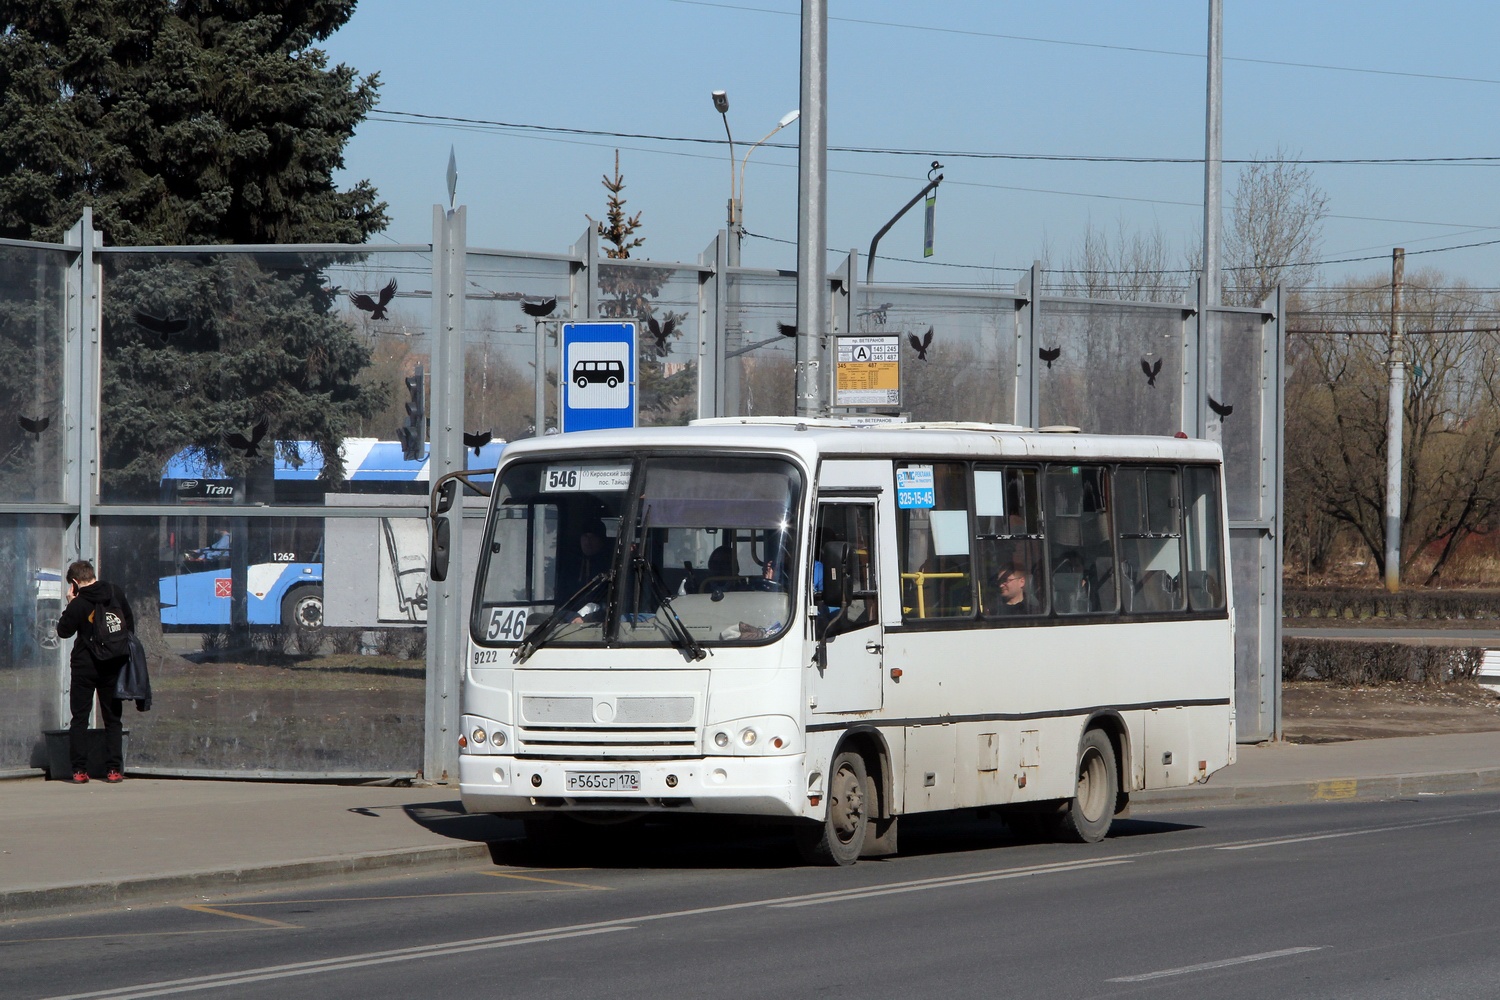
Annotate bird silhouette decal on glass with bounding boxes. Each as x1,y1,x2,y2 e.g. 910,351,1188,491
349,279,397,320
18,414,49,438
860,302,893,325
133,311,189,343
1141,357,1163,387
1039,346,1061,369
908,326,934,360
1208,395,1233,419
647,317,676,356
463,430,493,456
224,418,269,457
521,296,557,318
777,322,797,338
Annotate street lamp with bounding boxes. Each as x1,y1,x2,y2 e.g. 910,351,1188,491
711,90,799,266
711,91,737,262
736,109,799,263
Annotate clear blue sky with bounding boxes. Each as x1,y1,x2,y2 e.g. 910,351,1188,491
322,1,1500,292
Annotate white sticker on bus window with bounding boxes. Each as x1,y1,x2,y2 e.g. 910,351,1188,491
485,607,529,642
896,466,935,509
929,510,971,556
544,464,631,492
974,470,1007,517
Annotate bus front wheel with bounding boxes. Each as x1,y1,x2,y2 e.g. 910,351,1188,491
796,750,869,866
282,586,324,631
1054,729,1117,843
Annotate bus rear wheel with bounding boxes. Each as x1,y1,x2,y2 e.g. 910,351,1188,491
1054,729,1117,843
282,586,324,632
796,750,869,866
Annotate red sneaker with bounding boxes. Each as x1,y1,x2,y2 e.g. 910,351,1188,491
70,771,89,784
105,770,124,784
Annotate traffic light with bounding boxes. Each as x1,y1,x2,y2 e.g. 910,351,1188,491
399,362,425,461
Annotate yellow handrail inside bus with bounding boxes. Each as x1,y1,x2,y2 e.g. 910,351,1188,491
899,570,968,619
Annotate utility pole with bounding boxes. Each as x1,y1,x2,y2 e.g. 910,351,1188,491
795,0,828,417
1385,248,1406,593
1201,0,1223,442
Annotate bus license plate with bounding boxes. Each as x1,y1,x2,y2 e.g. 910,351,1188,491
566,771,641,792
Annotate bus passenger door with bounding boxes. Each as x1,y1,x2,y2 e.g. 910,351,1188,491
811,501,882,715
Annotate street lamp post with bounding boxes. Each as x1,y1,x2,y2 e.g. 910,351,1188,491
711,91,739,266
711,92,799,268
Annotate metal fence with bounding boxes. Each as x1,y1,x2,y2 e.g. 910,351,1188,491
0,209,1282,781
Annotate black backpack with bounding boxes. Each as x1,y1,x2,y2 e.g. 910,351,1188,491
87,585,131,661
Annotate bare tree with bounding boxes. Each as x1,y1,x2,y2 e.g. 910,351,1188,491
1048,218,1185,303
1289,272,1500,583
1224,148,1329,306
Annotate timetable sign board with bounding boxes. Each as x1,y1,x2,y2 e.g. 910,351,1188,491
834,334,901,407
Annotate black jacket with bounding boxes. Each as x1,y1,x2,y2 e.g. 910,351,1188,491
57,580,135,670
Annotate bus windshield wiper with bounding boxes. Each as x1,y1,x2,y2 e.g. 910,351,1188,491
636,554,707,661
512,570,610,664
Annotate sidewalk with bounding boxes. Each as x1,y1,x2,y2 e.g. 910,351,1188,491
6,731,1500,919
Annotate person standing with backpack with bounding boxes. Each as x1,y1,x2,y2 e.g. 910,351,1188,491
56,560,135,784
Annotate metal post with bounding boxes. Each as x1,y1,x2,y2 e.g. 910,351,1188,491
795,0,828,417
1385,248,1406,592
425,204,466,784
1203,0,1222,312
866,167,943,286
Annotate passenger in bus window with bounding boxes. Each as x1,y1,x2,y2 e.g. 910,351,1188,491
994,565,1040,615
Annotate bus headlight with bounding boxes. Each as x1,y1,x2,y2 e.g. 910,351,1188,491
705,716,798,756
461,715,511,755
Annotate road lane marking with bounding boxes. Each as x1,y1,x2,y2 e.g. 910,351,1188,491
181,905,299,929
1108,946,1325,982
770,858,1134,908
1215,815,1469,851
482,871,611,890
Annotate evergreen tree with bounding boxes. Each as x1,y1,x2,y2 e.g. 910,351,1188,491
589,151,694,421
0,0,386,245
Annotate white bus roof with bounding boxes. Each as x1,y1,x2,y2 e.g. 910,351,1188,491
496,417,1223,466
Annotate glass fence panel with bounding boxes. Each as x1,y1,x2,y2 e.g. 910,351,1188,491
1220,310,1268,522
0,516,66,772
100,515,424,775
597,260,702,425
0,245,68,503
855,287,1019,422
725,269,797,417
1036,300,1185,435
465,252,573,440
99,249,440,505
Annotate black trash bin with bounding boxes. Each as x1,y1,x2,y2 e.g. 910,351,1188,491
43,729,129,780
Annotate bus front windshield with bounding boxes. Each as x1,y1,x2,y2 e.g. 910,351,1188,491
474,454,804,652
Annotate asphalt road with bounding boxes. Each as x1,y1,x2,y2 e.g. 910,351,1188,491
7,795,1500,999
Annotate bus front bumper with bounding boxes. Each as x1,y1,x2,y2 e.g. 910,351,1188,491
458,753,807,818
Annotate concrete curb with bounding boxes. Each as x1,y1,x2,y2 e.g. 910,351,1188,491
0,842,491,920
1134,768,1500,811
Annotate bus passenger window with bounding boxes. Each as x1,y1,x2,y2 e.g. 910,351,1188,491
897,462,972,620
1044,465,1117,614
975,467,1046,618
1184,465,1226,611
1115,467,1185,614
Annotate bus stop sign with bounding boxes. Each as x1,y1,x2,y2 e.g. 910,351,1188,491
561,321,636,432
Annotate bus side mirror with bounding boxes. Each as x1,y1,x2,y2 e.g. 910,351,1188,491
430,516,451,582
821,541,854,608
434,479,458,515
